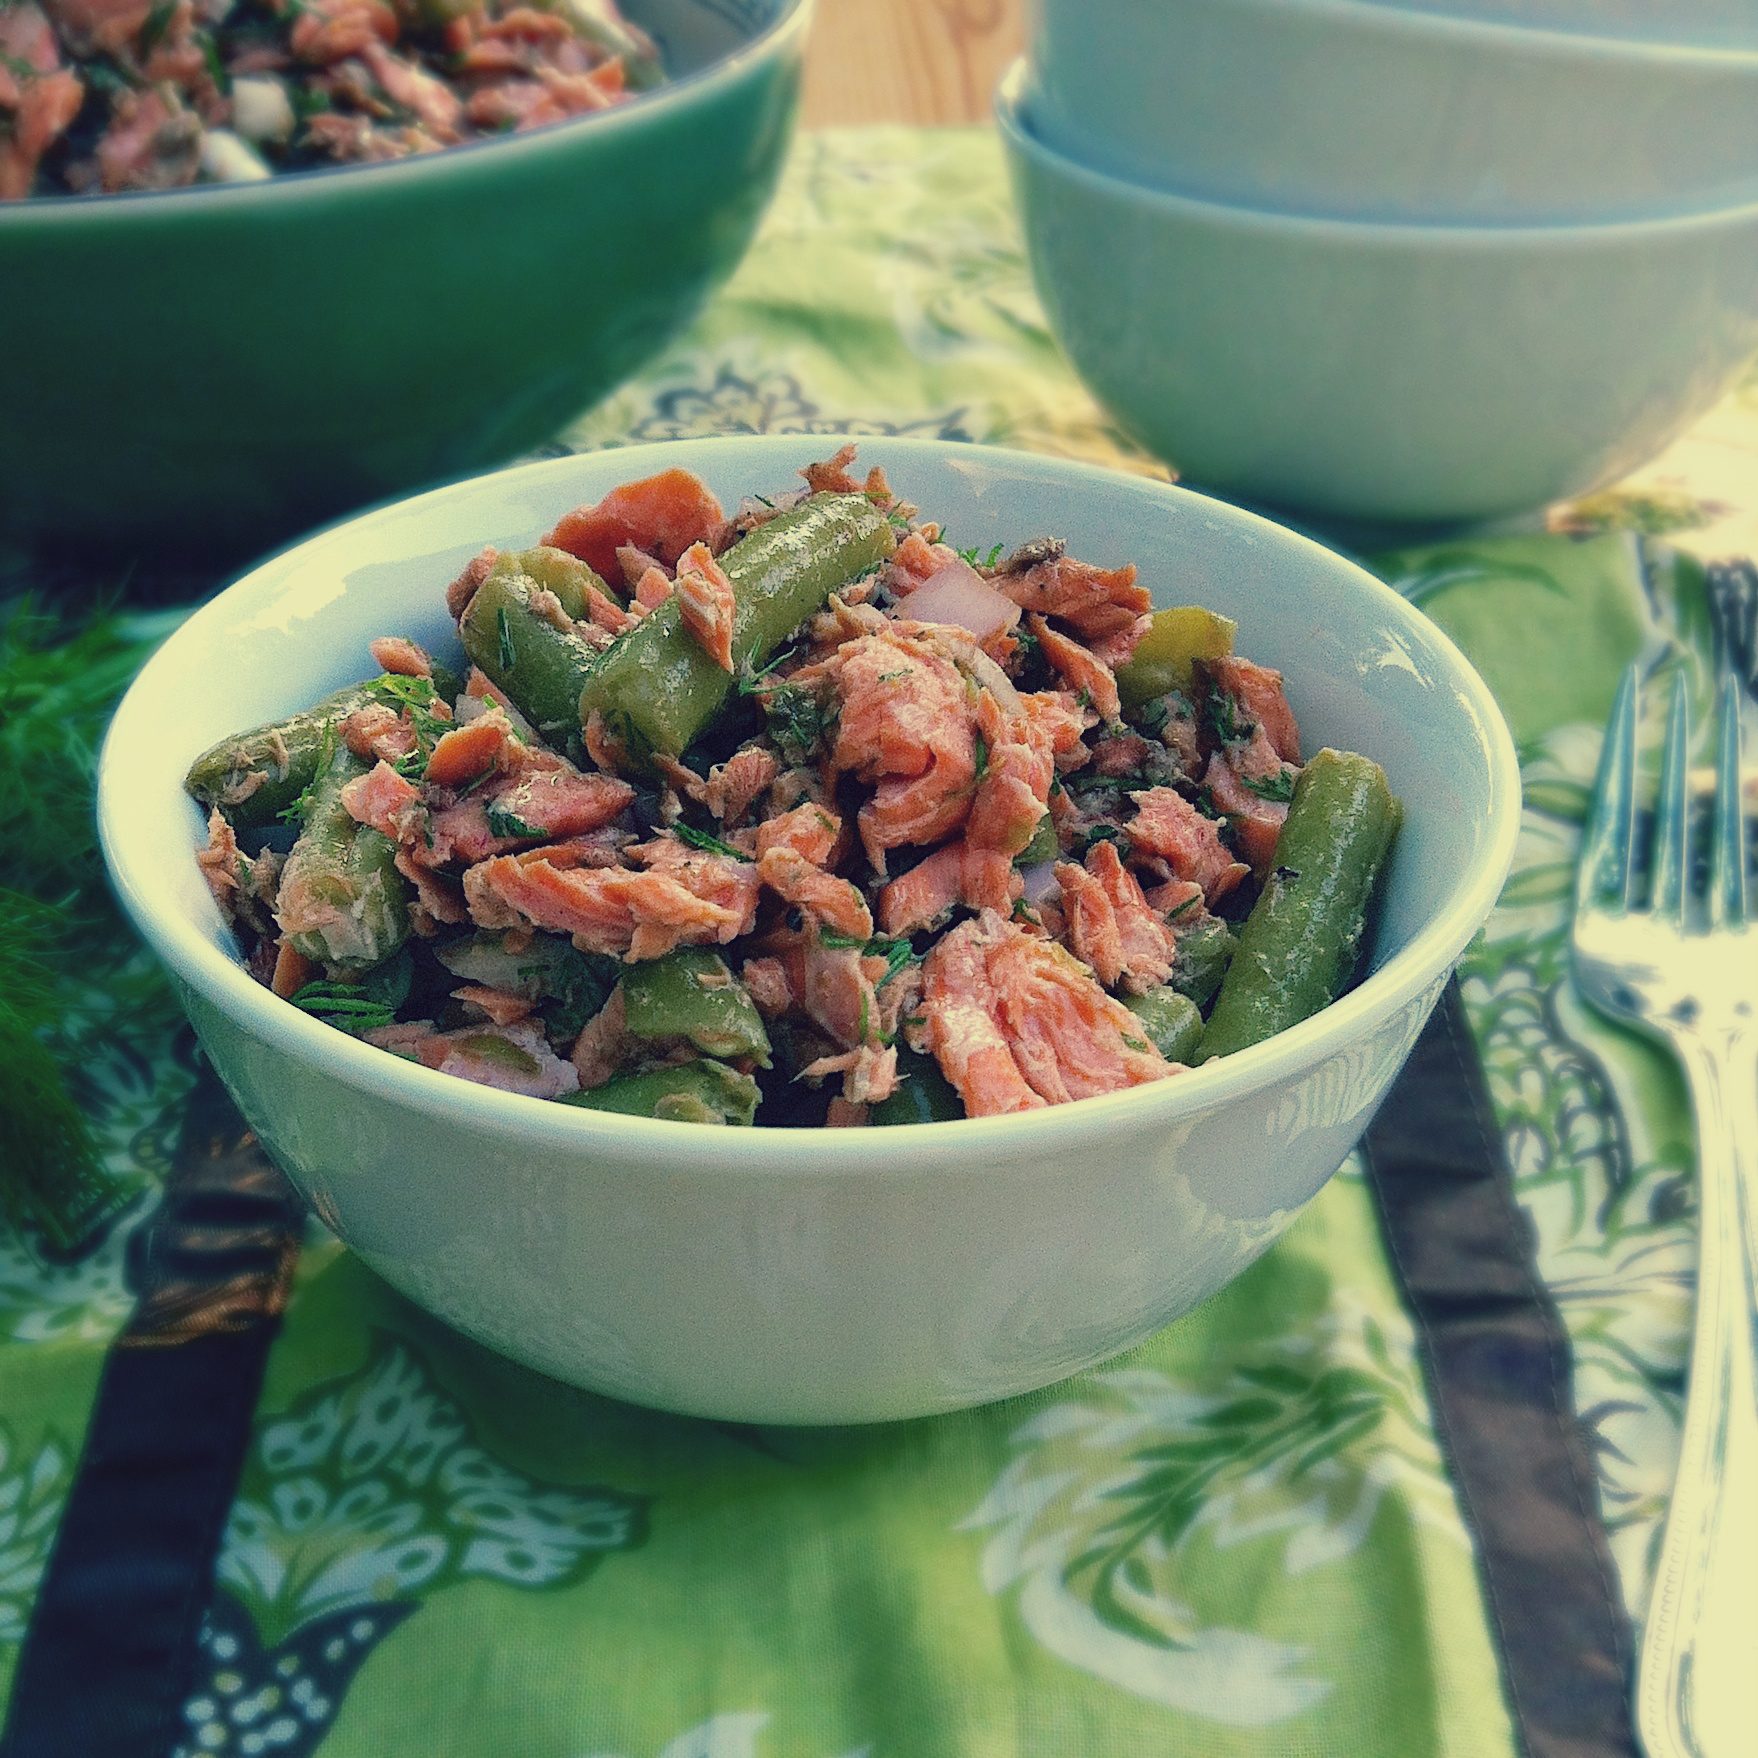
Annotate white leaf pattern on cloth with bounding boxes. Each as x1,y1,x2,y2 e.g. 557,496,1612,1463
960,1296,1468,1723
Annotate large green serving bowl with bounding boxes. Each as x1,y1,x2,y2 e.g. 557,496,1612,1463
0,0,809,561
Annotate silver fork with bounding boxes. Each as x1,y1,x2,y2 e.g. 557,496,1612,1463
1572,662,1758,1758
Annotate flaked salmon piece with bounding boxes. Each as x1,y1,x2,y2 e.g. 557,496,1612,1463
922,911,1175,1116
339,703,417,765
633,565,673,614
520,586,569,633
510,828,628,871
585,585,635,636
802,1042,899,1106
792,627,979,869
341,760,422,842
740,956,794,1018
464,854,755,961
1128,786,1249,905
995,548,1152,651
395,847,468,927
876,838,1020,937
1203,729,1296,876
369,635,433,678
797,939,882,1049
492,767,633,839
426,709,512,787
616,544,665,590
756,801,841,867
270,939,318,1000
800,443,894,507
290,0,396,63
360,39,461,136
800,629,971,783
825,1098,870,1128
363,1019,437,1055
705,745,781,825
1054,857,1126,989
651,754,708,806
582,708,630,776
569,985,627,1088
0,6,83,199
428,798,513,866
918,915,1044,1116
41,0,150,56
884,530,961,596
1205,656,1302,764
446,550,498,619
803,596,889,656
543,467,728,584
414,1018,579,1099
674,540,737,674
1088,614,1156,673
452,984,535,1027
758,846,872,942
967,692,1049,857
1060,839,1174,994
93,83,202,190
1029,614,1121,722
1144,877,1205,919
196,808,246,917
1091,731,1154,778
861,751,976,873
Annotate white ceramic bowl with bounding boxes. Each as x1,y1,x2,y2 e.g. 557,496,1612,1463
1026,0,1758,223
98,436,1519,1425
999,63,1758,526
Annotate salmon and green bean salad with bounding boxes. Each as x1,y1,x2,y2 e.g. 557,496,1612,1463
0,0,658,198
186,448,1402,1127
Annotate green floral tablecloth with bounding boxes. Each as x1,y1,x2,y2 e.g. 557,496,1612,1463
6,124,1758,1758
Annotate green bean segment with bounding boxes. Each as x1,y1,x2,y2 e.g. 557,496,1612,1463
1123,986,1204,1064
488,546,609,619
561,1060,761,1125
577,492,896,762
1168,915,1236,1010
620,950,772,1067
1115,606,1237,710
868,1045,964,1125
459,569,604,743
278,747,409,970
1197,749,1401,1063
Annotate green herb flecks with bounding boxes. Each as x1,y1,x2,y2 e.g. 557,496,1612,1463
1202,688,1254,749
278,719,337,824
672,823,745,861
1241,768,1298,804
289,980,398,1037
485,802,546,841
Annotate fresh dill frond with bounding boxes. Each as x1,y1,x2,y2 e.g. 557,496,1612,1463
672,823,744,860
289,980,397,1037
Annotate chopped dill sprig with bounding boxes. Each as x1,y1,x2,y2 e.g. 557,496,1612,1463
289,980,397,1036
672,823,744,860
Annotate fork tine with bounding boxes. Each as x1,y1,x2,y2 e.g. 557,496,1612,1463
1651,670,1692,924
1579,662,1639,913
1709,671,1747,929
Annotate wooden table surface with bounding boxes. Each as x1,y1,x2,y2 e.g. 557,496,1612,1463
800,0,1025,128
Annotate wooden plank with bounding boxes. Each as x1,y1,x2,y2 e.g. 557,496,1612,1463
800,0,1026,127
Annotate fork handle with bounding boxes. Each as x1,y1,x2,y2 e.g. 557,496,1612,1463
1636,1035,1758,1758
